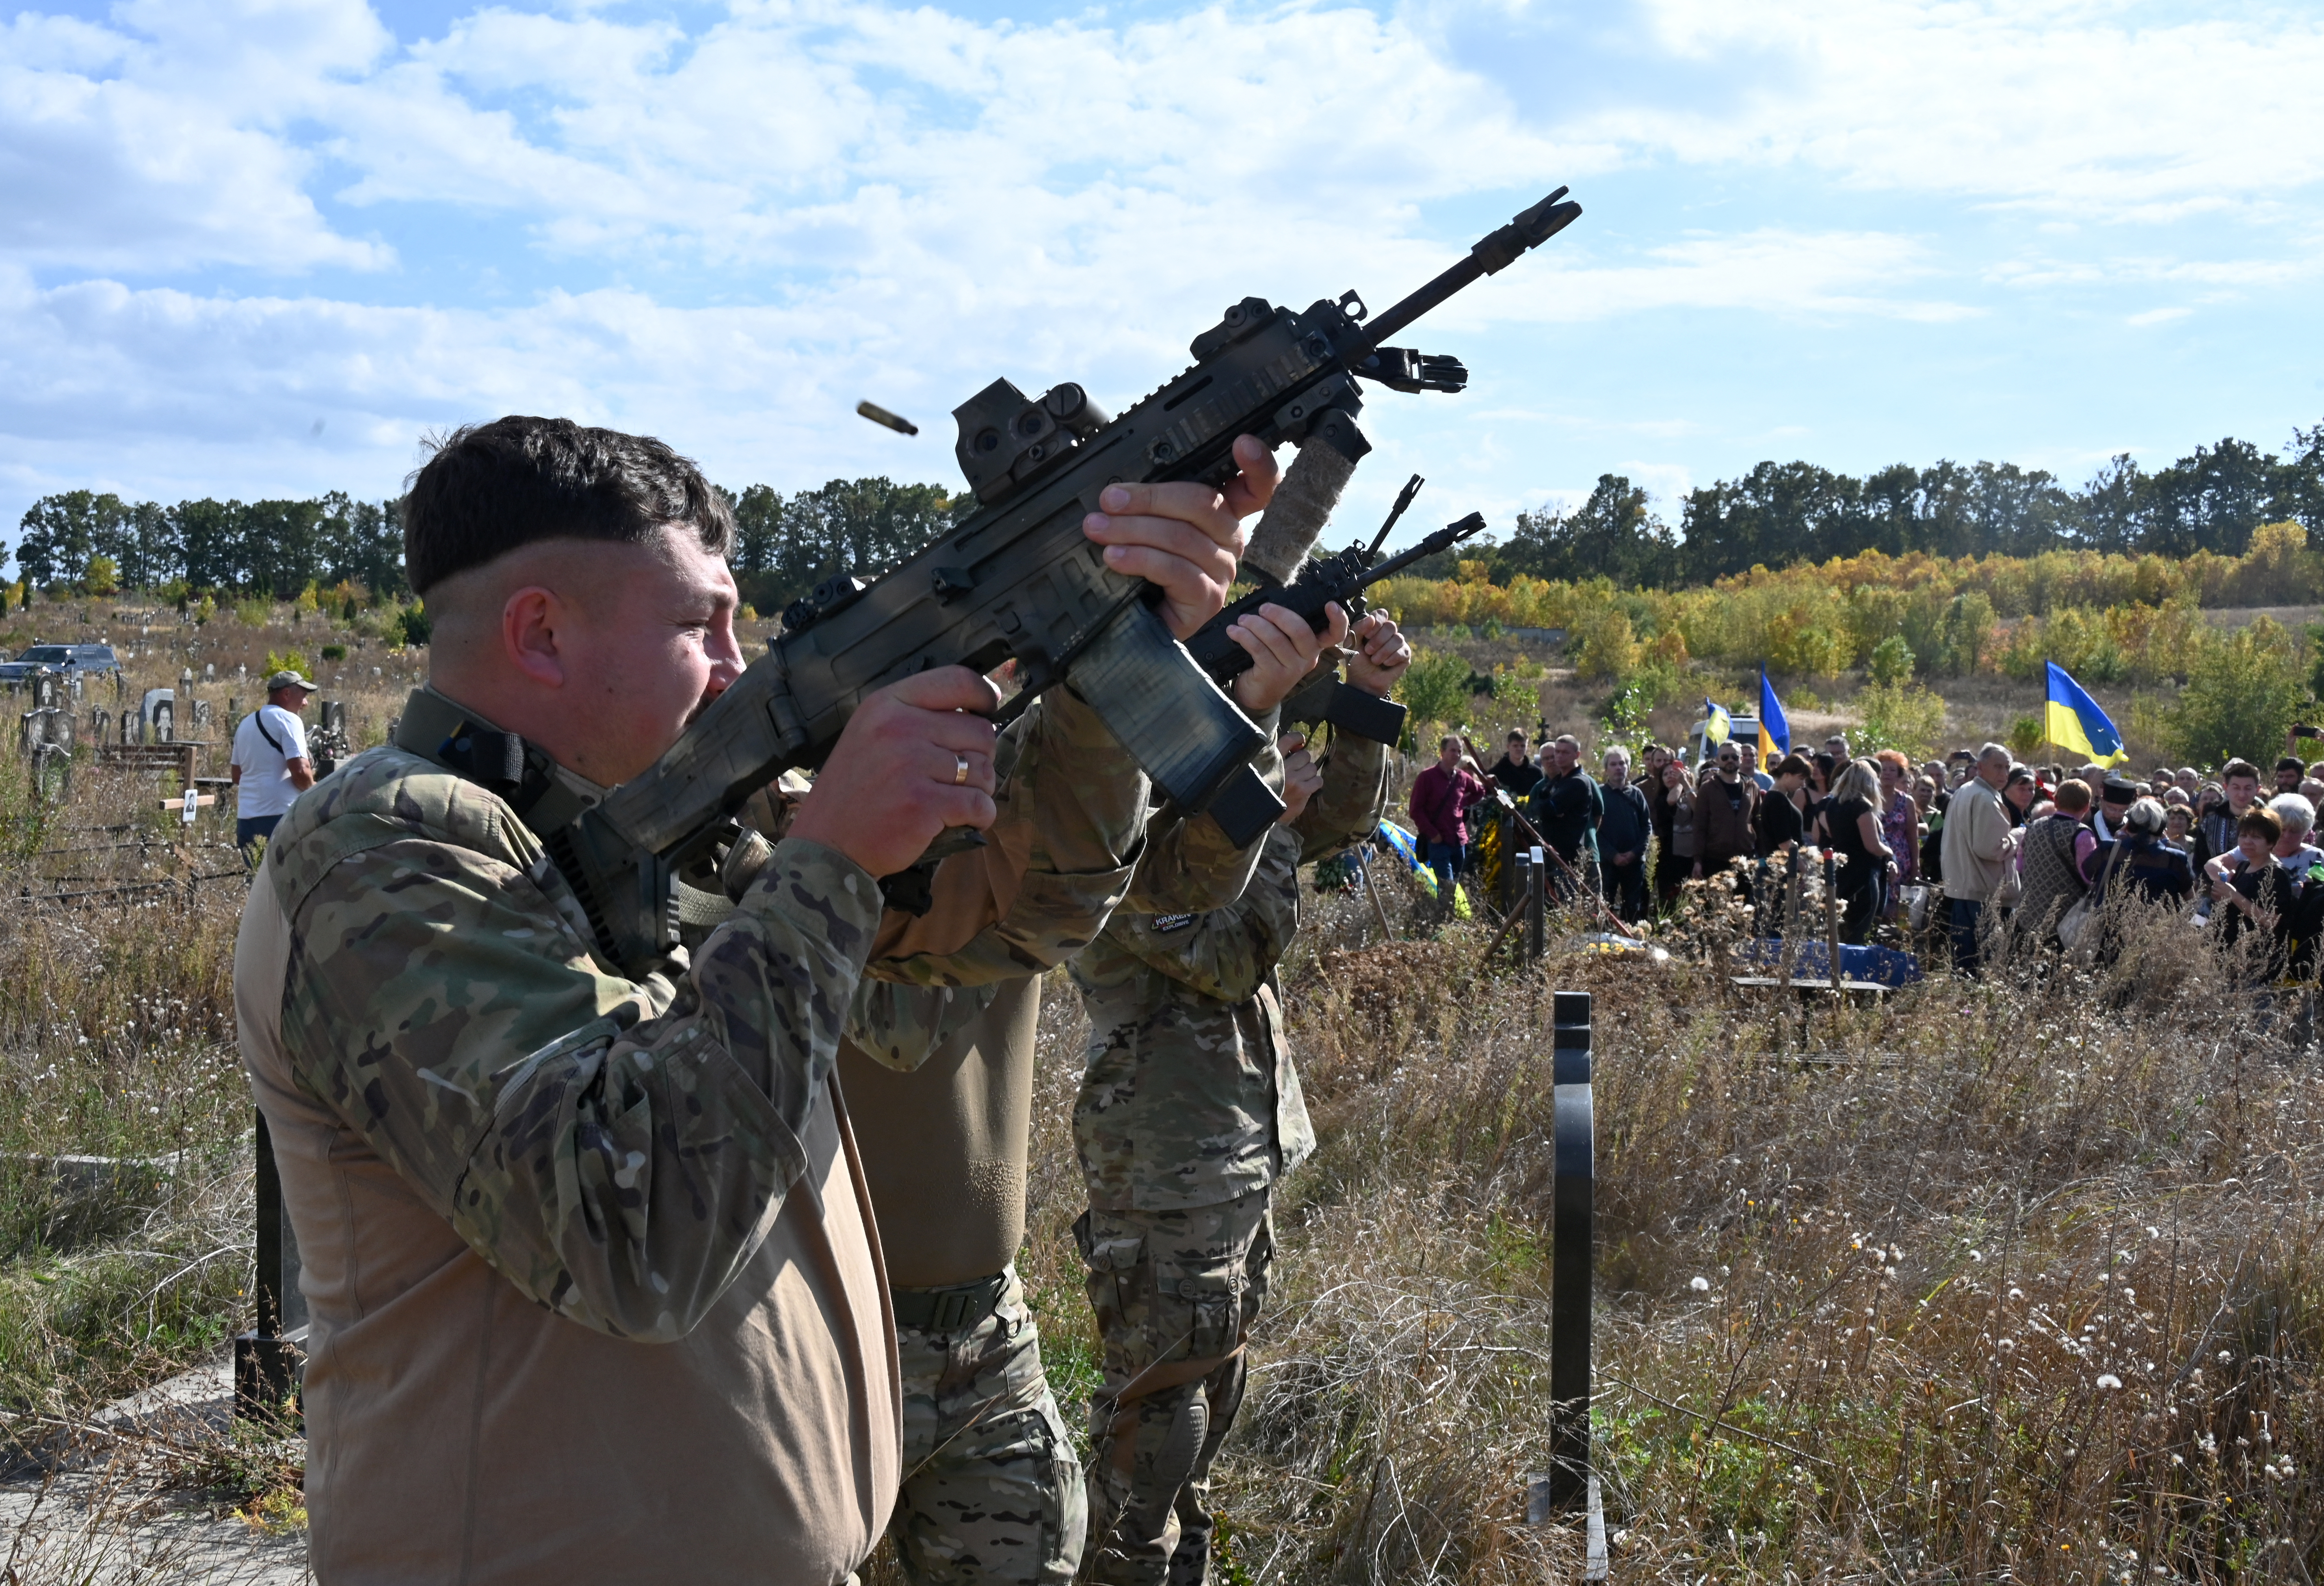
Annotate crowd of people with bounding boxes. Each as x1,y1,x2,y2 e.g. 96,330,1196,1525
1408,723,2324,979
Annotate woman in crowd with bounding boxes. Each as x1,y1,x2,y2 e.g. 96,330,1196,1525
1825,757,1894,943
1657,756,1697,907
2163,801,2196,849
2013,778,2098,944
2212,805,2294,983
2003,764,2039,827
1755,753,1811,853
1875,751,1920,907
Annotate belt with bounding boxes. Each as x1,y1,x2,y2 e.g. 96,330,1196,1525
890,1272,1009,1335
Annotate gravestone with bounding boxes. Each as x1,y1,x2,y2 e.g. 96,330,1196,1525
141,688,175,744
191,699,213,731
31,670,59,711
89,707,111,744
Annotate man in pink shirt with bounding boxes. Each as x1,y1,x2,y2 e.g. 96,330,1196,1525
1409,732,1489,887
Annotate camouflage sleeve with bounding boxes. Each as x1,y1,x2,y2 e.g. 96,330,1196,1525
1108,825,1302,1005
1294,731,1389,865
280,835,881,1342
1122,710,1284,916
870,683,1147,988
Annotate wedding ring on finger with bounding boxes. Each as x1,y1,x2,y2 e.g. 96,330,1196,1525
953,753,971,786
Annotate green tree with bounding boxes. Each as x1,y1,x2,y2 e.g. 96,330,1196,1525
1397,651,1475,739
1867,634,1914,686
2168,618,2310,765
82,553,119,597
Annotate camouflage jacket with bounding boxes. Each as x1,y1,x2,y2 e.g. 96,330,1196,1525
256,680,1198,1339
1069,732,1387,1212
847,707,1286,1076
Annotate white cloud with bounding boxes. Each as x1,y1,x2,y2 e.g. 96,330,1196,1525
0,0,393,272
2,0,2320,549
1425,0,2324,222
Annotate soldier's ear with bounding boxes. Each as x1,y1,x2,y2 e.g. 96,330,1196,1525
502,586,569,689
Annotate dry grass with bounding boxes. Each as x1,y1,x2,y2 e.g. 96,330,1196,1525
7,599,2322,1581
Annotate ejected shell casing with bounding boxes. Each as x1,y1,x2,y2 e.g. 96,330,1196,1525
857,400,918,436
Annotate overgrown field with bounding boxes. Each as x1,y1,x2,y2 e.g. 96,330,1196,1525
2,600,2319,1582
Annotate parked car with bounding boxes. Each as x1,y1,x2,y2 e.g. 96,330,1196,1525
0,642,123,683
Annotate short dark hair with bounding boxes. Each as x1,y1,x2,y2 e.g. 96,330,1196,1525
2222,759,2262,785
402,416,735,596
1773,754,1812,778
2277,755,2306,774
2239,806,2283,842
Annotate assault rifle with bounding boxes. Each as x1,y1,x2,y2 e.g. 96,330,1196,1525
538,189,1583,977
1188,475,1488,747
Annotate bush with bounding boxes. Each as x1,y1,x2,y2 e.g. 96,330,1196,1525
392,602,431,648
263,649,312,682
1397,651,1474,739
1568,605,1638,680
2167,617,2311,765
321,644,348,662
1867,634,1914,686
82,553,119,597
2007,715,2045,758
1851,680,1948,760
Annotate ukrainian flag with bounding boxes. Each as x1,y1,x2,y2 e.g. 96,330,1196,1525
1759,670,1790,767
1701,697,1732,746
2044,661,2128,766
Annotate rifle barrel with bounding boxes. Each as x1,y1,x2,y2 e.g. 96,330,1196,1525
1367,474,1425,559
1346,188,1580,362
1363,512,1487,582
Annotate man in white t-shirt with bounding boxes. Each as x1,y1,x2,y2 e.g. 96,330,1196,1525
231,669,317,858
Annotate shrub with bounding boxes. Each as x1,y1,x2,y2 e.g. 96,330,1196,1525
391,602,432,648
234,596,272,627
320,644,348,662
1568,605,1638,680
1867,634,1914,686
2006,714,2045,758
262,649,312,682
82,553,119,597
1397,651,1474,739
2167,616,2311,765
1852,680,1948,760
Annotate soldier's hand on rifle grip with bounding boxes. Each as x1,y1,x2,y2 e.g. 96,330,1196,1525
1279,731,1322,825
789,666,1001,878
1230,603,1347,714
1344,612,1411,698
1081,435,1280,639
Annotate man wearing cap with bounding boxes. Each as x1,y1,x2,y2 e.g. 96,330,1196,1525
2093,776,2136,843
229,669,318,859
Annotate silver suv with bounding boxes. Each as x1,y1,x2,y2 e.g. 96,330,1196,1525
0,642,123,683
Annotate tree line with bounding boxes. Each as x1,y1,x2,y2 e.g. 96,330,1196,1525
6,479,968,612
1437,420,2324,590
13,418,2321,604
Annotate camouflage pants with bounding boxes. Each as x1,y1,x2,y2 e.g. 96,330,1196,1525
891,1268,1088,1585
1074,1191,1272,1586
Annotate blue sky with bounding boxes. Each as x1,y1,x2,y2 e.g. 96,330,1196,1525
3,0,2320,568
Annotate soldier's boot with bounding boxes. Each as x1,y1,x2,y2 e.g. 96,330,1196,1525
1086,1385,1207,1586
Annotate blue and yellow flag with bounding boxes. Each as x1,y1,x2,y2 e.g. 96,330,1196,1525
1700,697,1732,746
1758,670,1790,767
2044,661,2127,766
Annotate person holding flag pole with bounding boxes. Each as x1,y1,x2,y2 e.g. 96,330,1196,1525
2044,661,2129,769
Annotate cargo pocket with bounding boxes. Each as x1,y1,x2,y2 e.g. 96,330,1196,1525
1164,1264,1242,1362
1074,1210,1147,1342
